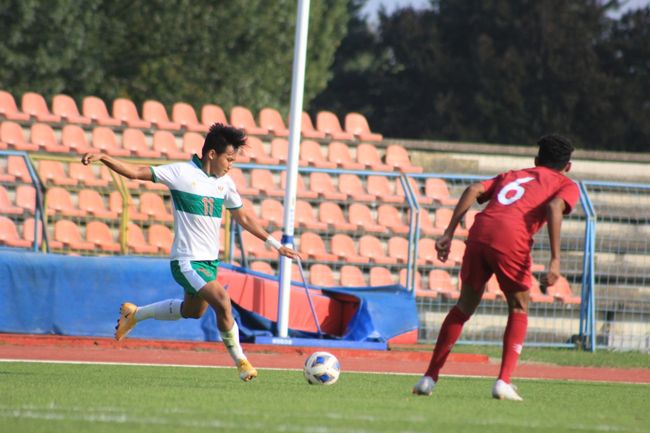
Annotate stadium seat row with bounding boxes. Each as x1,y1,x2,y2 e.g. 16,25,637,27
0,121,419,171
0,90,383,142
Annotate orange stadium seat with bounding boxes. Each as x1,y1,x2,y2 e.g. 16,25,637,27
230,106,267,135
396,177,433,205
295,200,328,231
7,155,32,183
359,235,398,265
340,265,366,287
121,128,161,159
69,162,110,188
31,123,69,153
46,187,84,217
0,159,15,183
530,277,555,303
109,191,148,221
142,100,181,130
183,132,204,156
378,204,409,234
425,178,458,206
240,197,268,227
148,224,173,255
55,220,95,251
299,112,326,139
82,96,121,126
21,92,61,123
300,140,337,169
52,94,91,125
0,216,32,248
399,268,422,290
448,239,466,265
310,264,337,287
318,202,356,231
428,269,455,297
259,108,289,137
270,138,293,164
201,104,229,127
435,208,468,237
331,234,369,263
244,136,279,164
482,275,501,301
126,222,158,254
385,145,423,173
15,185,35,214
367,175,402,203
78,189,118,219
101,166,142,190
388,236,413,264
419,208,443,236
153,130,189,160
546,276,581,304
250,261,275,275
0,139,6,151
356,143,392,172
299,232,337,261
316,111,354,140
281,171,318,199
92,127,130,157
251,169,284,198
139,192,173,222
338,174,376,202
348,203,385,233
241,230,276,259
465,209,479,231
0,91,30,121
86,221,121,253
327,141,364,170
172,102,208,132
0,185,22,215
112,98,151,129
1,121,39,151
344,112,383,142
23,217,63,249
38,160,77,186
310,172,347,201
418,238,449,267
260,199,284,227
227,168,259,196
62,125,94,154
370,267,394,286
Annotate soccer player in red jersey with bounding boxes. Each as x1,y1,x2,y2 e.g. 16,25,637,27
413,134,580,400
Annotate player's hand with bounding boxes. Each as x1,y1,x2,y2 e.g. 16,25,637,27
278,246,302,260
435,233,452,262
541,258,561,288
81,152,102,166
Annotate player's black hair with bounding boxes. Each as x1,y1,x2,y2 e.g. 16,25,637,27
202,123,247,156
536,134,574,170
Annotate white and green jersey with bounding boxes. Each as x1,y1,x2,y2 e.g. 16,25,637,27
150,154,242,261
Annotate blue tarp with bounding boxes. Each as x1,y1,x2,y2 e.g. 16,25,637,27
0,250,417,343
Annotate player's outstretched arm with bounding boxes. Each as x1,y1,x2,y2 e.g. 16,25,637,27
542,197,566,287
435,182,484,262
229,206,302,260
81,153,152,181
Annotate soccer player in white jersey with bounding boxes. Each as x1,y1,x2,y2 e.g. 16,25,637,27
81,123,300,381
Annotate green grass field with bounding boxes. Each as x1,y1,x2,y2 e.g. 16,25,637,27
1,361,648,433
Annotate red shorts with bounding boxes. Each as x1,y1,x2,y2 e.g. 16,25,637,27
460,241,532,294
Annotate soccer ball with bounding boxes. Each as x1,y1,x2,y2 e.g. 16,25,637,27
303,351,340,385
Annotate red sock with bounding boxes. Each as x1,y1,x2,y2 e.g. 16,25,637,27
424,306,470,381
498,311,528,383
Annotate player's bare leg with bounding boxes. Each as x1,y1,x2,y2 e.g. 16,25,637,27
493,290,529,401
198,280,257,381
414,283,484,395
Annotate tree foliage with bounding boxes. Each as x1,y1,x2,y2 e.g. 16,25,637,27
313,0,650,151
0,0,349,116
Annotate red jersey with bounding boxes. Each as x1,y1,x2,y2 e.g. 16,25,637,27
468,166,580,255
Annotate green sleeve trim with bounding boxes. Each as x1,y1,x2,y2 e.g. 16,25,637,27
227,205,243,210
150,167,158,183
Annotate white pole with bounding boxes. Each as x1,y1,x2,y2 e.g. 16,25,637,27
278,0,311,338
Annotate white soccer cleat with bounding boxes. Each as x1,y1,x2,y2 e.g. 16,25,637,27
412,376,435,396
492,379,523,401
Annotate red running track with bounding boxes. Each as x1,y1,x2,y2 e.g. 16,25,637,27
1,334,649,384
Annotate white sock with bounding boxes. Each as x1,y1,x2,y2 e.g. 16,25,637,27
219,321,247,363
134,299,183,322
